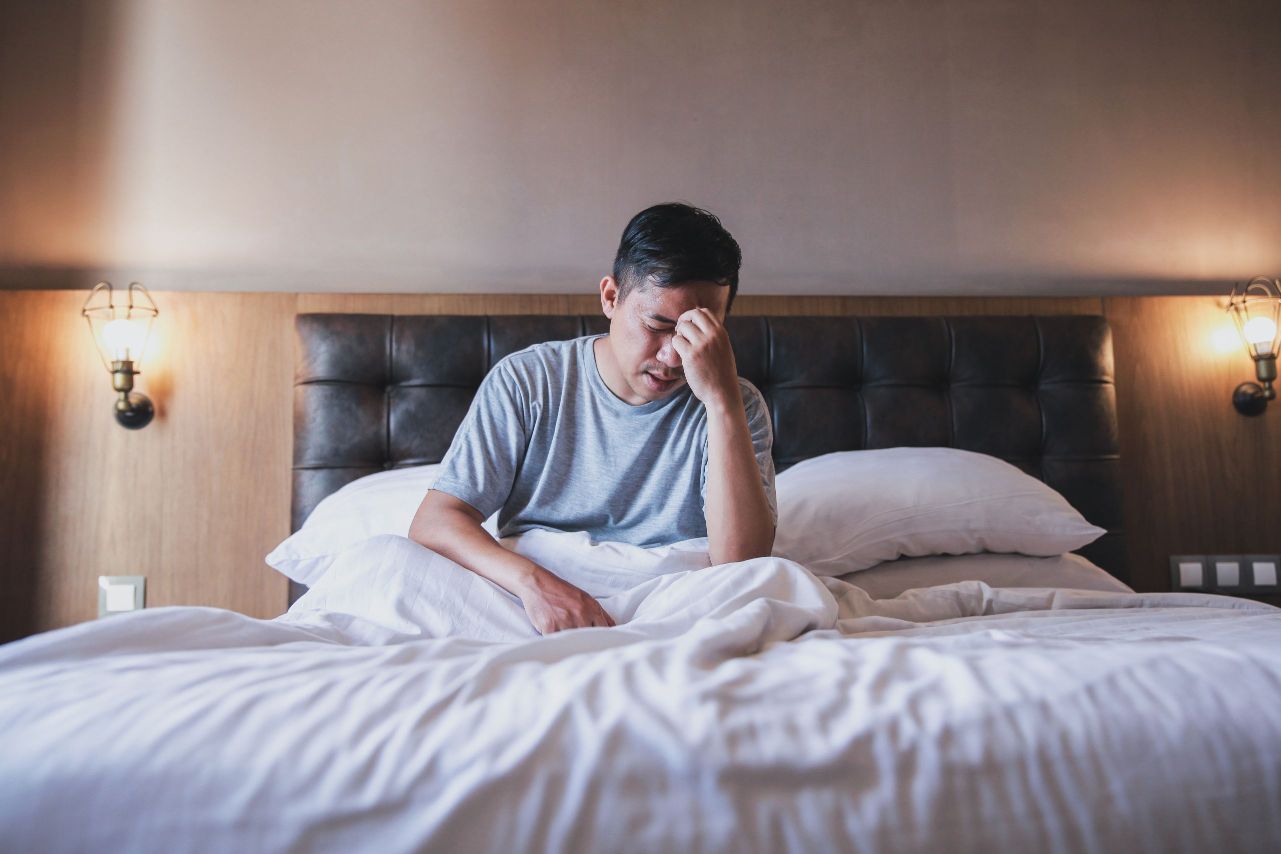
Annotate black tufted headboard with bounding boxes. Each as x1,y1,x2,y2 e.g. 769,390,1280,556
289,314,1125,604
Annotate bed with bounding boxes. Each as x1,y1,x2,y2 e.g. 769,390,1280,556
1,313,1279,853
288,313,1129,601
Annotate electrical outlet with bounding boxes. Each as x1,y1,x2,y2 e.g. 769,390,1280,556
98,576,145,617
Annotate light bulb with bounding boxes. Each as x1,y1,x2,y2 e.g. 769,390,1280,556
102,318,147,361
1244,316,1277,347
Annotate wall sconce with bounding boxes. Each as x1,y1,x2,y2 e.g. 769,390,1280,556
1227,276,1280,416
81,282,159,429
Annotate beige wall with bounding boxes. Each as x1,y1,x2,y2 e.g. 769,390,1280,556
2,0,1279,295
2,290,1279,644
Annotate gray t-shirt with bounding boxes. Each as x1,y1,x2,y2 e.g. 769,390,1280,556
432,334,777,547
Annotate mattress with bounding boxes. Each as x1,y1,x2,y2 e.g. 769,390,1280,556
1,537,1278,853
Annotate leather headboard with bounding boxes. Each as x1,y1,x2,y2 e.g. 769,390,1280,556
290,314,1125,603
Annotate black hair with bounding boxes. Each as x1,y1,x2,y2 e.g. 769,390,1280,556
611,202,742,313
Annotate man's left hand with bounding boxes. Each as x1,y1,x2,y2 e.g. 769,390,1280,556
671,308,740,410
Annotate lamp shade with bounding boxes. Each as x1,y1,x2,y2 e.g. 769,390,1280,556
1227,276,1281,361
82,282,158,368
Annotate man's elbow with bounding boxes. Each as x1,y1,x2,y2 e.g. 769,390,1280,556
408,519,439,554
407,516,439,550
408,493,451,551
711,528,775,565
411,490,488,553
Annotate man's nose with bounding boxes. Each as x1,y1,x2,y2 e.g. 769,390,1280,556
656,335,682,367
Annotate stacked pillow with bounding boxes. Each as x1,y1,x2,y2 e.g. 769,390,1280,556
770,447,1106,576
837,552,1130,599
267,447,1110,592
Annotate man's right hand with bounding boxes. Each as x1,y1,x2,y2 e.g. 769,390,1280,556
516,568,616,634
411,489,615,634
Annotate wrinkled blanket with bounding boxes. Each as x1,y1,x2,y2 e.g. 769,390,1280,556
2,534,1279,853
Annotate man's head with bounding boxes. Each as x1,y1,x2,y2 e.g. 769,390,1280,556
596,203,742,404
611,203,742,313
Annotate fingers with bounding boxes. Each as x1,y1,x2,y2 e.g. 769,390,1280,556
675,313,708,343
527,604,616,633
577,600,615,630
675,309,729,358
670,332,692,359
583,602,615,629
680,307,722,336
680,307,714,328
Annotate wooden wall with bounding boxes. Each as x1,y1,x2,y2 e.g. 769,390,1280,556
0,291,295,642
1,291,1278,643
1109,296,1280,598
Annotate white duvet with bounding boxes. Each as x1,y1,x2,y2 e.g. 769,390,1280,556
2,534,1280,853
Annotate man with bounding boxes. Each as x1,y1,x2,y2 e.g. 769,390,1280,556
409,203,777,634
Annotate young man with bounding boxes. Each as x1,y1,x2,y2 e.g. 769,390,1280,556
409,203,777,634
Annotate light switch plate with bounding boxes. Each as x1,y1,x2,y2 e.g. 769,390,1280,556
1247,556,1279,589
1171,554,1281,594
1211,558,1241,587
1170,555,1207,590
98,576,145,617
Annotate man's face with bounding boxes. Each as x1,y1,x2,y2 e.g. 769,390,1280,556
598,276,730,405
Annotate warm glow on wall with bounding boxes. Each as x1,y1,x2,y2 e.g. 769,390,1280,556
1210,322,1243,355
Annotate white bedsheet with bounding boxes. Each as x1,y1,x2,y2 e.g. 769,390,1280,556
2,534,1279,853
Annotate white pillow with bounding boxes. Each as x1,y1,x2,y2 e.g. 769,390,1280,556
500,529,711,599
267,465,498,586
837,552,1131,599
772,447,1106,576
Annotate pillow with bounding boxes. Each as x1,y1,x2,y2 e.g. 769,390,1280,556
267,465,498,586
836,552,1132,599
772,447,1106,576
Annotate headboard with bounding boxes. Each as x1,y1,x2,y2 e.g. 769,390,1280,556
290,314,1125,604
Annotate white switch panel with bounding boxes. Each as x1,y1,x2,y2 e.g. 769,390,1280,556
1178,561,1203,588
98,576,145,618
1215,561,1240,587
1174,555,1281,594
1252,560,1278,587
105,585,134,611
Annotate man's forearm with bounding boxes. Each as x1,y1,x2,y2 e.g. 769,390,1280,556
409,499,543,598
409,492,615,633
703,397,775,565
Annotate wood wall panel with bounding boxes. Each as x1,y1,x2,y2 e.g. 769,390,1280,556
0,291,1274,640
1107,296,1281,598
0,292,293,642
295,293,604,315
0,292,73,641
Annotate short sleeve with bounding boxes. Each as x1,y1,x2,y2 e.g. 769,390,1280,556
431,360,529,518
740,379,778,525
